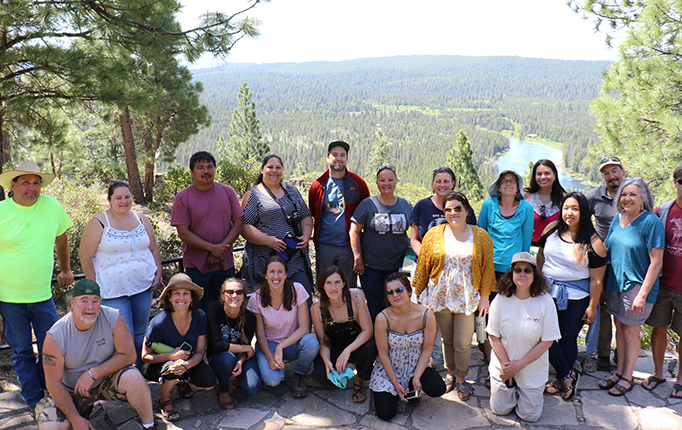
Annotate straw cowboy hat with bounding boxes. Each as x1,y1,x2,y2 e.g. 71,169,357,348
0,161,55,188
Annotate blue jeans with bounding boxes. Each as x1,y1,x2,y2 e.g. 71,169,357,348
209,351,261,396
549,296,590,379
0,298,59,406
101,288,153,363
255,334,320,387
359,266,399,321
185,267,235,312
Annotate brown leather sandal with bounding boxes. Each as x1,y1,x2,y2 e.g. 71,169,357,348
608,378,634,396
598,373,622,390
160,399,180,422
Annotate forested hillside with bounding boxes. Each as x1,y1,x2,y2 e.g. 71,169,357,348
178,55,609,188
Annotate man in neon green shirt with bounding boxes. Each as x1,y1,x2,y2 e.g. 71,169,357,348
0,161,74,410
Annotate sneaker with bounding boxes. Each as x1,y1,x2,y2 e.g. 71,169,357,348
292,373,309,398
596,356,611,371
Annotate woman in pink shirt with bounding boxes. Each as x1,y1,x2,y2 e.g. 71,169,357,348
247,256,319,398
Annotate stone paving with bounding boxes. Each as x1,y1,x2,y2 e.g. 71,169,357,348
2,345,681,430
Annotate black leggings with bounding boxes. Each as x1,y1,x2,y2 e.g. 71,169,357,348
312,338,377,383
372,366,446,421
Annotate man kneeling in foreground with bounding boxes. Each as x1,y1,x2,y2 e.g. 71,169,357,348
36,279,156,429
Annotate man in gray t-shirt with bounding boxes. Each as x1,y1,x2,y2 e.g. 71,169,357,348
36,279,155,429
586,156,626,372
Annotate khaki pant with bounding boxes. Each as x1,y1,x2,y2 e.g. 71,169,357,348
434,310,474,378
489,376,544,423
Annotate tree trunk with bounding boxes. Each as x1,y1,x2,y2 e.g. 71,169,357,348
119,106,146,204
0,111,9,201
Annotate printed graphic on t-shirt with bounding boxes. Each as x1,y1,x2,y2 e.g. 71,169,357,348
670,218,682,256
327,183,345,216
220,323,241,344
428,216,447,232
373,213,407,234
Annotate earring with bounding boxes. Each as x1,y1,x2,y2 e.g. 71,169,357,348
641,202,645,211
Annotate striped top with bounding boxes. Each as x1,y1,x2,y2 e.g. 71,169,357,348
242,183,312,289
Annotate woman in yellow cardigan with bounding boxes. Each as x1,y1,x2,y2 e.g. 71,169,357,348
413,191,496,401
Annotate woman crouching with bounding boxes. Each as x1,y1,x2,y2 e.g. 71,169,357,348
487,253,560,423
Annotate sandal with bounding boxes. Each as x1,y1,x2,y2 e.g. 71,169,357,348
177,382,193,399
545,379,562,395
216,387,235,410
608,378,634,396
642,375,666,391
160,399,180,422
444,374,456,393
671,383,682,399
352,382,367,403
598,373,622,390
561,370,580,402
456,382,472,401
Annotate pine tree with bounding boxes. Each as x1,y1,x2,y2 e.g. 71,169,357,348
223,82,269,163
447,129,484,201
369,129,392,174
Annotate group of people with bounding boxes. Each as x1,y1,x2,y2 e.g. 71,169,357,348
0,142,681,427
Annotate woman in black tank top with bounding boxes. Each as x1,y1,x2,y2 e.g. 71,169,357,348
311,266,376,403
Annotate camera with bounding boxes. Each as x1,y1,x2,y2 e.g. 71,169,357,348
285,211,304,237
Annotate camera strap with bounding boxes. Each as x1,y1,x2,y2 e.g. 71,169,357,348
263,183,299,221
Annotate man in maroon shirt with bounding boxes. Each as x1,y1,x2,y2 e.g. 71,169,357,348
643,164,682,398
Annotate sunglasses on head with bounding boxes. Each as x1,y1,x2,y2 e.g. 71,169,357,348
444,206,464,213
513,267,534,274
599,156,621,164
224,289,245,296
385,285,405,296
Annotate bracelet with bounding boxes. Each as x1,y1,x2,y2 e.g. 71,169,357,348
182,364,189,372
87,369,95,380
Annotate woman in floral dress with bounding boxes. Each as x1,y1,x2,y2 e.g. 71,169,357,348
412,191,496,400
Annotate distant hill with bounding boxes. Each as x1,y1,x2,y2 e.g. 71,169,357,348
177,55,610,187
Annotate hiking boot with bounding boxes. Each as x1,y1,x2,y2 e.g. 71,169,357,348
292,373,308,398
596,356,612,371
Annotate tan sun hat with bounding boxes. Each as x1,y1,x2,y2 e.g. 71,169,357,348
160,273,204,301
0,161,55,189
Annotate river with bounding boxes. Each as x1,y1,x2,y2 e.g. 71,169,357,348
496,138,588,191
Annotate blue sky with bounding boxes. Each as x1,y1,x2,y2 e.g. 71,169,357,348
179,0,618,66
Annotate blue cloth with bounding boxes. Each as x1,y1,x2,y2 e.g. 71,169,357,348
409,197,477,241
185,267,236,312
478,198,534,272
0,298,58,406
318,176,347,246
605,212,665,303
145,309,208,352
328,368,356,389
585,305,600,357
255,334,320,387
548,278,590,311
359,266,400,321
101,287,153,364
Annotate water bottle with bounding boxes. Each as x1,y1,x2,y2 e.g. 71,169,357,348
475,316,487,344
146,341,174,353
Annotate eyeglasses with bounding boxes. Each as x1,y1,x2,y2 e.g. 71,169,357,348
675,178,682,185
599,156,621,165
499,179,517,185
444,206,464,213
223,290,245,296
385,285,405,296
513,267,534,274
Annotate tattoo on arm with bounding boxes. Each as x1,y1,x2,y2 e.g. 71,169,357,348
43,353,58,367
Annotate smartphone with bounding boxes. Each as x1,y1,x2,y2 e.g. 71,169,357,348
404,390,418,399
179,342,193,352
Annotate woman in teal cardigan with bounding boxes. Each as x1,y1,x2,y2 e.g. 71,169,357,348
479,169,534,278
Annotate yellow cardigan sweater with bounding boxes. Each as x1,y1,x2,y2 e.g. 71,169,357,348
412,224,496,298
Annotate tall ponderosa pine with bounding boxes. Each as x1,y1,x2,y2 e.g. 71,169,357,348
571,0,682,201
369,129,392,174
223,82,268,164
447,129,484,201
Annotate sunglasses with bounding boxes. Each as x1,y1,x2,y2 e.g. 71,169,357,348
223,289,245,296
385,285,405,296
433,166,454,174
599,156,621,164
513,267,534,274
675,178,682,185
444,206,464,213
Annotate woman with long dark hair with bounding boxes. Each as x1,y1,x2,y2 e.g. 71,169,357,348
311,266,376,403
524,159,566,246
487,253,560,423
537,192,607,401
241,154,314,295
207,278,260,409
369,273,446,421
247,256,319,398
